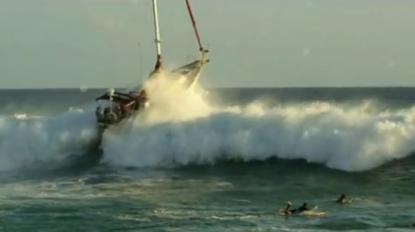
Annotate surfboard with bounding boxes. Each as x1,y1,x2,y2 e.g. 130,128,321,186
278,207,327,217
300,209,327,217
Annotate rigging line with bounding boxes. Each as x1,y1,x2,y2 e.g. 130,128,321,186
185,0,204,51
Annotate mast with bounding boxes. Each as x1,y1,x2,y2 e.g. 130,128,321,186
152,0,162,70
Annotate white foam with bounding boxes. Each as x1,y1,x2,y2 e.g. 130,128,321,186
101,72,415,172
0,108,98,172
1,74,414,172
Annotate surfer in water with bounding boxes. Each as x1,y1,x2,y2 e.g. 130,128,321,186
336,194,351,204
282,202,311,215
297,202,311,213
282,201,293,215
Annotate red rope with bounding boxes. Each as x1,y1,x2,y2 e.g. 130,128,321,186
185,0,203,51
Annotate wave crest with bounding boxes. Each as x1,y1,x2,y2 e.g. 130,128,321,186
101,74,415,172
0,109,97,172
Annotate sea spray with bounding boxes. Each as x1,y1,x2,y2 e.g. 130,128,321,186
137,70,214,125
0,108,98,172
102,73,415,172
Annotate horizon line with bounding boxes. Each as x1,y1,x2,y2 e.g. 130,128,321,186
1,85,415,91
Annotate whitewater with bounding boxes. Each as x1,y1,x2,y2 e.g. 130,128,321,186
1,73,415,173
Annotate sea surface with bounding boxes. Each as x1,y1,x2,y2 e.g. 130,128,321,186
0,88,415,231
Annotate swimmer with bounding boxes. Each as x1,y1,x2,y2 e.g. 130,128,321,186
336,194,351,204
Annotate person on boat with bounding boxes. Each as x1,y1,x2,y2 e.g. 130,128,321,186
336,194,350,204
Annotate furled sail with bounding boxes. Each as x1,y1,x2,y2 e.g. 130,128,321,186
170,0,209,88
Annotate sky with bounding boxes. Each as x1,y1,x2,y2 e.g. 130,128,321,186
0,0,414,88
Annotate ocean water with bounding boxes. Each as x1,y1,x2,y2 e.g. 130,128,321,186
0,87,415,231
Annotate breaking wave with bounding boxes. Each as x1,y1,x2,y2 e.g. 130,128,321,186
1,72,415,172
0,108,98,172
101,72,415,172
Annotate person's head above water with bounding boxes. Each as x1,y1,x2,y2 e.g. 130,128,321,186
297,202,310,212
336,194,347,203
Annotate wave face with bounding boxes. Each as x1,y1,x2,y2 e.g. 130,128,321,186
101,72,415,172
0,108,97,172
1,82,415,172
102,102,415,172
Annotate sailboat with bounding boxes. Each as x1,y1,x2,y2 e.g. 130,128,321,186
95,0,208,128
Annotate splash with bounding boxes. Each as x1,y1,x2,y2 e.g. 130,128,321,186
101,73,415,172
136,70,214,125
